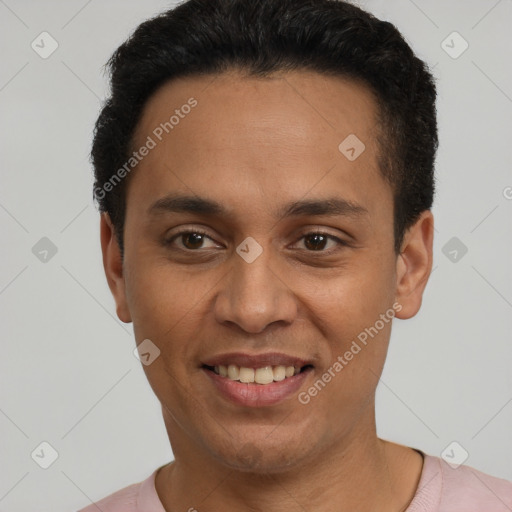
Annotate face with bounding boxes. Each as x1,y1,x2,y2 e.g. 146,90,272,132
101,70,433,473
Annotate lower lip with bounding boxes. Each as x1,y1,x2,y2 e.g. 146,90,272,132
202,367,313,407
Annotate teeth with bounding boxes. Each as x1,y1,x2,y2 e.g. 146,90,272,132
239,367,255,383
255,366,274,384
211,364,303,384
227,364,239,380
273,365,286,381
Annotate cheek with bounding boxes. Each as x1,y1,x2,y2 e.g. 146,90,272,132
125,262,209,403
124,257,227,387
124,256,210,336
301,294,393,431
300,254,396,396
305,253,396,336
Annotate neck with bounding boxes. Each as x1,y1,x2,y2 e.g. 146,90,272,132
155,407,422,512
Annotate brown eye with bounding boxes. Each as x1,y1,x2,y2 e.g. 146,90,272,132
181,232,206,250
164,229,218,251
298,232,346,253
303,233,329,251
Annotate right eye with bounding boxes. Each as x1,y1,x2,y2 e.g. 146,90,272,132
163,229,220,251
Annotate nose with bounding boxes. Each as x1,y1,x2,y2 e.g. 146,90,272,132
213,245,297,334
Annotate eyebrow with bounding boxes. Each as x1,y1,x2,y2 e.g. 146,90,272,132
148,194,368,219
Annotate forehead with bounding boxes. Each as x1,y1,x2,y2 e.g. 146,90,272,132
134,68,379,148
128,69,389,220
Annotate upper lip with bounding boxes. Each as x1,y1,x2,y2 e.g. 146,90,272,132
202,352,313,369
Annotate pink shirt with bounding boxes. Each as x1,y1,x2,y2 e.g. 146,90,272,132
77,451,512,511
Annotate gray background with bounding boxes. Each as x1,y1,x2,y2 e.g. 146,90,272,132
1,1,511,510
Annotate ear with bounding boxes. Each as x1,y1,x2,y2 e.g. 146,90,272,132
100,213,132,323
394,210,434,319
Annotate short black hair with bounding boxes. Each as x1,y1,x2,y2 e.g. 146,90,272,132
91,0,438,256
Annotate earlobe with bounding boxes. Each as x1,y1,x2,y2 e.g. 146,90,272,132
394,210,434,320
100,213,132,323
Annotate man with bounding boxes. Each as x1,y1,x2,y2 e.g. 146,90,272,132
79,0,512,510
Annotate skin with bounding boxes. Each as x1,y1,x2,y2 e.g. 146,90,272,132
101,69,433,511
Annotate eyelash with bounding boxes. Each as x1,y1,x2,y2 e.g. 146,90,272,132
163,229,349,254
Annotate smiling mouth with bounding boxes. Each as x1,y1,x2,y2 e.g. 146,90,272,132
202,364,314,385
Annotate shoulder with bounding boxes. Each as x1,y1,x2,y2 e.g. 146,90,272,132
76,468,163,512
411,452,512,512
438,456,512,510
76,481,141,512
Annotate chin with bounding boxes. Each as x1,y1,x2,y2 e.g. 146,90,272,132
211,432,314,474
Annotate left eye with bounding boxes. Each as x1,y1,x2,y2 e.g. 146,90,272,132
295,232,345,252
